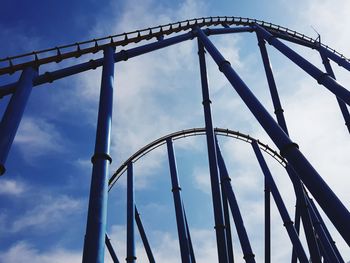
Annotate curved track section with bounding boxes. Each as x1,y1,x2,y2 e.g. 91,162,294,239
1,16,349,75
109,127,286,190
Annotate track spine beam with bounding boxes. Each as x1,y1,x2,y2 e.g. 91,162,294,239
0,31,194,98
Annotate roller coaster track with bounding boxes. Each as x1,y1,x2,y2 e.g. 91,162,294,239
108,127,286,190
1,16,349,76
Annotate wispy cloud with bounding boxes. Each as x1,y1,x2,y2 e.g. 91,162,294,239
0,242,81,263
192,166,211,194
14,117,66,162
0,179,26,196
10,195,83,233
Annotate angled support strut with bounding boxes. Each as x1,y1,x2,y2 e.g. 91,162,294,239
254,24,350,107
0,66,37,175
195,27,350,246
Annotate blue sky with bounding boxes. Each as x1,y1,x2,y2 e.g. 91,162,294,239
0,0,350,262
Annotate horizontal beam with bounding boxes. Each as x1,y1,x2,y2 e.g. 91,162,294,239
2,16,338,75
205,26,253,35
0,31,195,97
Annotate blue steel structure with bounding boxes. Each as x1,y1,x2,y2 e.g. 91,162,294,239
0,16,349,262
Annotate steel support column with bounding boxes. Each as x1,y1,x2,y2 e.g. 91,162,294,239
82,46,115,263
126,162,136,262
195,27,350,245
222,190,235,263
251,141,308,262
197,38,228,263
285,165,321,263
0,66,37,175
135,206,155,263
308,198,344,263
215,141,256,263
291,202,301,263
257,35,289,134
254,24,350,106
306,199,341,262
166,138,191,263
264,171,271,263
105,234,120,263
320,52,350,133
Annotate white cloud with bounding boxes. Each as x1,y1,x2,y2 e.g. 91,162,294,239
192,166,211,194
11,195,83,233
0,242,81,263
74,158,91,172
14,117,66,162
107,224,218,263
0,179,25,196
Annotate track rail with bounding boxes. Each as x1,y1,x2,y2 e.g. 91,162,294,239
108,127,286,190
1,16,349,76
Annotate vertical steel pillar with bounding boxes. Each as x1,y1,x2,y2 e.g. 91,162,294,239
305,197,342,262
264,171,271,263
0,66,37,175
256,35,289,134
257,33,322,261
320,52,350,133
197,38,229,263
222,191,235,263
195,27,350,245
215,141,256,263
285,165,321,263
135,206,155,263
166,138,191,263
126,162,136,263
291,204,301,263
251,141,308,262
82,46,115,263
254,24,350,106
308,198,344,263
105,234,120,263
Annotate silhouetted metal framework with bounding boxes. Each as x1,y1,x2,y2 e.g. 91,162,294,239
0,16,349,262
